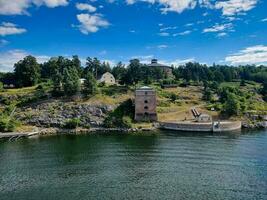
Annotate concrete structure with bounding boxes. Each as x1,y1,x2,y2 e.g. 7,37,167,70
147,59,173,77
196,114,212,122
159,121,241,133
98,72,116,85
80,78,86,85
134,86,157,122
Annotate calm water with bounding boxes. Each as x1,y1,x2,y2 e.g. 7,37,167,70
0,131,267,200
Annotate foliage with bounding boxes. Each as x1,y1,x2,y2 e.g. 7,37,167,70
104,99,134,128
14,55,41,87
0,105,20,132
0,81,3,92
83,72,97,96
64,118,81,129
223,93,241,116
62,67,81,96
85,57,111,79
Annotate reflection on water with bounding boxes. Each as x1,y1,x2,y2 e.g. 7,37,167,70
0,130,267,200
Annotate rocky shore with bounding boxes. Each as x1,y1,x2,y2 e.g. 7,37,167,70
16,101,115,128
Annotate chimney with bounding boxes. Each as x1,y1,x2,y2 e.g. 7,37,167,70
151,59,158,64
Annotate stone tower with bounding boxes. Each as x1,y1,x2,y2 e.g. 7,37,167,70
134,86,157,122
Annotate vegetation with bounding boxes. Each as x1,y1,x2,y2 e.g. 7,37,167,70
0,54,266,130
83,72,97,96
14,55,40,87
64,118,81,129
104,99,134,128
0,105,20,132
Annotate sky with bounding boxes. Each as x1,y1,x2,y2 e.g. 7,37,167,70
0,0,267,72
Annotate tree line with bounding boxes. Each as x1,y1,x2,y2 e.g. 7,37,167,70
0,55,266,96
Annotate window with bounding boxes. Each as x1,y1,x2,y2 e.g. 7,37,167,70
144,100,148,103
145,92,148,95
144,106,148,110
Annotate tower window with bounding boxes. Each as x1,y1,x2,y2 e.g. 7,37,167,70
144,106,148,110
144,100,148,103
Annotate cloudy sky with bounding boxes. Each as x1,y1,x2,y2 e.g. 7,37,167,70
0,0,267,71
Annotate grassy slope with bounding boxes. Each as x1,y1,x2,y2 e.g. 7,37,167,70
0,81,266,130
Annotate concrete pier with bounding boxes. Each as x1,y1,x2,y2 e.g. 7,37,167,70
159,121,241,132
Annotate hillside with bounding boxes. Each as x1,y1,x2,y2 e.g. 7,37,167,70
0,80,266,132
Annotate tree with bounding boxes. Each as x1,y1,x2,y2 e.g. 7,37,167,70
85,57,101,79
0,81,3,91
62,67,80,96
83,72,97,96
41,58,59,79
72,55,83,77
223,93,240,116
240,79,246,86
14,55,40,87
112,62,127,81
203,88,213,101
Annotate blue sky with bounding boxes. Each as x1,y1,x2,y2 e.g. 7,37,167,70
0,0,267,71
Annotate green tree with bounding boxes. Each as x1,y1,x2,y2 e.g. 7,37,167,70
62,67,80,96
83,72,97,96
203,88,213,101
85,57,101,79
72,55,83,77
14,55,40,87
112,62,127,81
223,93,240,116
0,81,3,91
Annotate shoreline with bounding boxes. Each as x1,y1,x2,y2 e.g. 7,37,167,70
1,123,266,140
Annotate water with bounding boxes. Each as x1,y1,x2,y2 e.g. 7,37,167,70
0,130,267,200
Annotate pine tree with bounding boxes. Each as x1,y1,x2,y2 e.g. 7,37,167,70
83,72,97,96
62,67,80,96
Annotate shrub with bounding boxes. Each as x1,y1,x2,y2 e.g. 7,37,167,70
64,118,81,129
104,99,134,128
0,115,19,132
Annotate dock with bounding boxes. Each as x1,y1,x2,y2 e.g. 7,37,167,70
0,131,39,140
159,121,242,133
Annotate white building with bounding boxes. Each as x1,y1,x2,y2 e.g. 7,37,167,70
98,72,116,85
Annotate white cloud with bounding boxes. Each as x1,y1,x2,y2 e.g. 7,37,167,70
99,50,107,55
33,0,68,7
0,49,49,72
185,23,194,27
217,32,227,37
168,58,195,66
215,0,258,16
261,18,267,22
157,44,168,49
203,23,233,33
173,30,192,36
158,32,170,36
76,13,110,34
0,22,27,36
126,0,197,13
225,45,267,65
0,39,9,47
76,3,97,13
0,0,68,15
160,26,177,31
130,55,154,63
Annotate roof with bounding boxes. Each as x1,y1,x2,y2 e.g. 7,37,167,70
136,86,155,91
97,72,115,80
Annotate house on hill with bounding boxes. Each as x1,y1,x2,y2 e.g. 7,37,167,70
147,59,173,77
98,72,116,85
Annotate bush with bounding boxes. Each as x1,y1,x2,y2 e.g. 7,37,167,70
0,115,19,132
64,118,81,129
104,99,134,128
0,82,3,92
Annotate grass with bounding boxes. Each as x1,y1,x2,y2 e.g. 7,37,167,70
0,86,37,95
